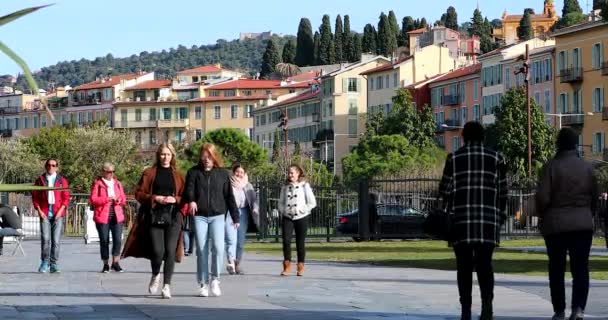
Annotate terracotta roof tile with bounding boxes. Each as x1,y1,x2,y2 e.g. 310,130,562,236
428,64,481,85
189,94,271,102
124,80,172,91
273,90,321,107
407,27,427,35
206,79,311,90
177,65,223,74
359,57,411,75
75,74,139,90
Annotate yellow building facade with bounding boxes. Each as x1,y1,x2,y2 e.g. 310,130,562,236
494,0,559,45
554,21,608,160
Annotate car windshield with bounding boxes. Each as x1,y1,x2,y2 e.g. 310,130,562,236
378,205,420,216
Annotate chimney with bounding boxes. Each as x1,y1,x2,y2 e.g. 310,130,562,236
215,63,222,69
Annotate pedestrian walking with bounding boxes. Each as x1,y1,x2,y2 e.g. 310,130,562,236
278,164,317,277
537,128,598,320
122,143,187,299
185,143,239,297
89,162,127,273
224,163,259,275
32,159,71,274
438,122,508,320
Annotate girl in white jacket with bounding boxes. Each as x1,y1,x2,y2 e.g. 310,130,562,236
278,164,316,276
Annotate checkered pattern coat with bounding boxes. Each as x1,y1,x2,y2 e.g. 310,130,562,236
439,142,508,246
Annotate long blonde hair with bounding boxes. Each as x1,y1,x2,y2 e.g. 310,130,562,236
155,143,177,169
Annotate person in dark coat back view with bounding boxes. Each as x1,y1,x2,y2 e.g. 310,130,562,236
536,128,598,320
0,204,23,256
439,121,508,320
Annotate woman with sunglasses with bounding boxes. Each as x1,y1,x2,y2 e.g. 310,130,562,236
90,162,127,273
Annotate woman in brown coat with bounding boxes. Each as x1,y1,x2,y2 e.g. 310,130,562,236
122,143,186,299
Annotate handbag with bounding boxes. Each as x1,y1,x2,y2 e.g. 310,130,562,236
423,207,453,241
150,204,174,226
183,214,193,231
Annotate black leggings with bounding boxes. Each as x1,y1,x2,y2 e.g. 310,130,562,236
453,243,496,311
149,216,182,285
282,216,308,263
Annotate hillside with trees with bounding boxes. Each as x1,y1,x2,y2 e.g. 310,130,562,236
10,7,506,92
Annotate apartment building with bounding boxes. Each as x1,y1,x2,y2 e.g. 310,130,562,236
408,26,480,64
428,64,482,152
553,21,608,160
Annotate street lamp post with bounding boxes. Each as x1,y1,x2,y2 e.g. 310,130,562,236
515,44,532,177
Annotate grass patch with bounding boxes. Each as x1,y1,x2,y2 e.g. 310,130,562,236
247,239,608,280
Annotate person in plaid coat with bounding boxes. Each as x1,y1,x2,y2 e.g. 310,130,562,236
439,121,508,320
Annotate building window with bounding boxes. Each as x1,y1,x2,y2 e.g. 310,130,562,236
162,108,172,120
376,76,383,90
177,107,189,119
505,67,511,90
452,136,459,152
23,117,29,129
231,105,238,119
393,72,398,87
149,108,157,121
135,109,142,122
214,106,221,119
120,110,127,127
534,92,541,105
370,78,374,91
245,105,253,118
385,75,390,88
209,90,220,97
224,90,236,97
544,90,551,113
592,43,603,70
593,132,605,154
348,118,358,136
348,100,358,115
347,78,358,92
473,104,480,121
573,89,582,113
149,130,156,146
459,82,466,103
195,106,202,119
242,90,252,96
135,131,142,145
593,88,604,113
559,93,568,113
461,106,467,124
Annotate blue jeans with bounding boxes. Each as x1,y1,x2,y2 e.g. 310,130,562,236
225,208,249,263
194,215,225,285
40,217,63,264
183,230,195,254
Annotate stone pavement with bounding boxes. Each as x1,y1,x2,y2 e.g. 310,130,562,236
1,239,607,320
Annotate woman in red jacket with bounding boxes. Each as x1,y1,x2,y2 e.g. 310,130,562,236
90,162,127,273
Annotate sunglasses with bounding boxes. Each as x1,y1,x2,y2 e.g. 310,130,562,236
104,170,114,174
46,164,58,168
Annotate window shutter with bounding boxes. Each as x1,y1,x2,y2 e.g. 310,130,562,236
343,78,348,93
593,45,598,69
602,88,605,112
357,78,362,92
602,132,606,155
578,91,583,113
593,89,598,112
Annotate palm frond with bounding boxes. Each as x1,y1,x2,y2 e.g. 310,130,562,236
0,5,53,27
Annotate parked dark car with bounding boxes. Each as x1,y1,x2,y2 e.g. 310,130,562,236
336,204,429,241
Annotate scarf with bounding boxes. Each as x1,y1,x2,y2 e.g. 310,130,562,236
46,173,57,205
102,177,116,199
230,174,248,190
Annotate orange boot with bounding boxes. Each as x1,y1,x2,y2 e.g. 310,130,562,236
280,260,291,276
296,262,304,276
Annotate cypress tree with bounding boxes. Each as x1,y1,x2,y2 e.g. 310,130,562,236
559,0,585,28
343,15,355,62
318,15,335,65
377,12,397,57
282,39,296,64
445,6,459,30
517,9,533,41
295,18,315,66
260,39,281,79
352,33,362,61
313,31,321,65
388,11,400,42
334,15,344,62
399,16,415,47
420,18,428,29
362,24,378,54
469,8,484,37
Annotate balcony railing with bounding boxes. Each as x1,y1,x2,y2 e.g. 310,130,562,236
114,120,157,129
156,119,189,128
313,129,334,145
435,124,446,133
561,114,585,126
602,62,608,76
559,68,583,83
441,94,460,106
0,107,19,114
444,119,462,130
0,129,12,137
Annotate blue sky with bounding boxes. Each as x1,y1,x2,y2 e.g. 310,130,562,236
1,0,570,75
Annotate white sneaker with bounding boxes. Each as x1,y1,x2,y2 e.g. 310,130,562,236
199,284,209,297
210,279,221,297
161,284,171,299
148,274,160,294
226,261,236,275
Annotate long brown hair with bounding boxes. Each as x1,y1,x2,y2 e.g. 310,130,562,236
199,143,223,168
155,143,177,169
285,164,306,184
